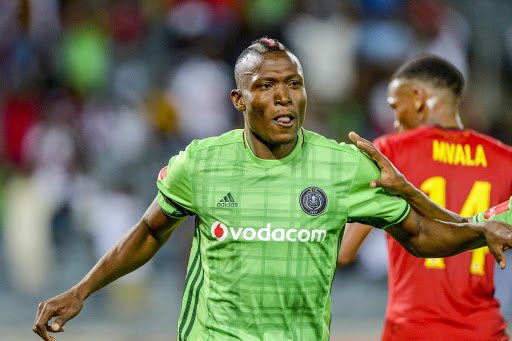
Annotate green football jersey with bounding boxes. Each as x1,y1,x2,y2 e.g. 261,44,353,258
156,129,410,341
473,197,512,224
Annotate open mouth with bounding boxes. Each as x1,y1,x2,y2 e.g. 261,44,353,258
273,115,295,127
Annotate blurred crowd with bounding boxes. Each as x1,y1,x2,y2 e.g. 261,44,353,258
2,0,512,320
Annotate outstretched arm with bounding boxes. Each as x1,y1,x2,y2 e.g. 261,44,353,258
33,197,186,341
387,204,512,269
348,131,466,223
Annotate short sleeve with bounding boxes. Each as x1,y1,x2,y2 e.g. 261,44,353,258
156,149,195,217
347,149,410,229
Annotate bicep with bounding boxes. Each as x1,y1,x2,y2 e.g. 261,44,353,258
142,197,187,244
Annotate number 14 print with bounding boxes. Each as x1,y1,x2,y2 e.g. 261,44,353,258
421,177,490,275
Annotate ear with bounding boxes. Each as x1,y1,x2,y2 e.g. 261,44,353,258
412,86,425,113
230,89,246,112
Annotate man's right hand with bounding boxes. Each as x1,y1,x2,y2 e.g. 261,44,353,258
348,132,409,195
33,289,84,340
348,131,467,224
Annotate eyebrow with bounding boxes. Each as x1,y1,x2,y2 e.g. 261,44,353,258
255,73,303,82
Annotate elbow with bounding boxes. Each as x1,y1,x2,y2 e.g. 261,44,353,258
337,253,356,267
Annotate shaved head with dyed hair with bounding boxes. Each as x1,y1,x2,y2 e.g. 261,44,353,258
234,37,301,88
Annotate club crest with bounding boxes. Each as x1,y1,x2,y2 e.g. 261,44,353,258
300,187,327,216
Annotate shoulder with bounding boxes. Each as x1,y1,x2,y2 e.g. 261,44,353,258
465,129,512,149
303,129,359,155
374,127,432,147
186,129,243,153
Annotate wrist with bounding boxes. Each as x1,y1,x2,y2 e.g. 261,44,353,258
71,282,92,301
469,221,486,237
399,180,416,200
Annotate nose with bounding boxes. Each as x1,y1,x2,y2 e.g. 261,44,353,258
275,84,291,106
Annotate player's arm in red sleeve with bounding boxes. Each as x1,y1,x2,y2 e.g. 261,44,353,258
33,197,186,341
348,131,466,223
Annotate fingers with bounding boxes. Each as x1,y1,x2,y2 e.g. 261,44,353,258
498,255,506,270
490,246,507,270
33,302,55,340
52,316,69,332
33,301,66,340
348,132,373,153
370,179,385,189
348,132,386,164
45,324,64,333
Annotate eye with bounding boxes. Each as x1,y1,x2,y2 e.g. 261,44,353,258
289,80,302,88
259,83,272,90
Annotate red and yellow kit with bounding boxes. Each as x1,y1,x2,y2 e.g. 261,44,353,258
375,125,512,341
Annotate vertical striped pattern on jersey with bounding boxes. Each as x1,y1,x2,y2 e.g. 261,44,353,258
177,218,204,341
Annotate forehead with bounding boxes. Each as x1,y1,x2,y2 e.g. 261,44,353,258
240,51,303,84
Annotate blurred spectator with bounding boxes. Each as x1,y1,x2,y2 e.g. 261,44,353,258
23,92,81,211
83,180,149,314
57,2,111,98
284,2,358,103
1,89,40,167
3,168,55,295
80,96,151,183
244,0,294,33
283,1,360,139
404,0,470,79
353,0,410,138
166,51,235,140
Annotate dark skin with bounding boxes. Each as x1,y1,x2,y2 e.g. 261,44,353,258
33,198,185,341
230,50,306,160
387,78,463,132
33,49,512,341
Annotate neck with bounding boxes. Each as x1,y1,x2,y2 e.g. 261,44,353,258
245,129,299,160
425,94,464,129
432,113,464,129
425,105,464,129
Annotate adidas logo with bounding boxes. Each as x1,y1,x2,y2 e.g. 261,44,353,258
217,192,238,208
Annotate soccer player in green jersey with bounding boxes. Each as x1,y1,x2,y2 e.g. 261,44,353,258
33,38,512,341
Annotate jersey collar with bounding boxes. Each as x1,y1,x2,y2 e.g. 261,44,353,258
243,128,304,167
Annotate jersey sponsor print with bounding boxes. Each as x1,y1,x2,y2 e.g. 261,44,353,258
211,221,327,243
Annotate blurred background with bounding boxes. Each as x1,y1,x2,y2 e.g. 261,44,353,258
2,0,512,340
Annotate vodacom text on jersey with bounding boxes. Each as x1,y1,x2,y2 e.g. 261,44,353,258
211,222,327,243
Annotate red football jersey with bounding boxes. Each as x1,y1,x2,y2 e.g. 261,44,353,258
375,126,512,341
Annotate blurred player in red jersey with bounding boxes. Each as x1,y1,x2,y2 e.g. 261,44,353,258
339,55,512,341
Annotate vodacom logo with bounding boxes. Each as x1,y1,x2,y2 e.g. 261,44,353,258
211,222,327,243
